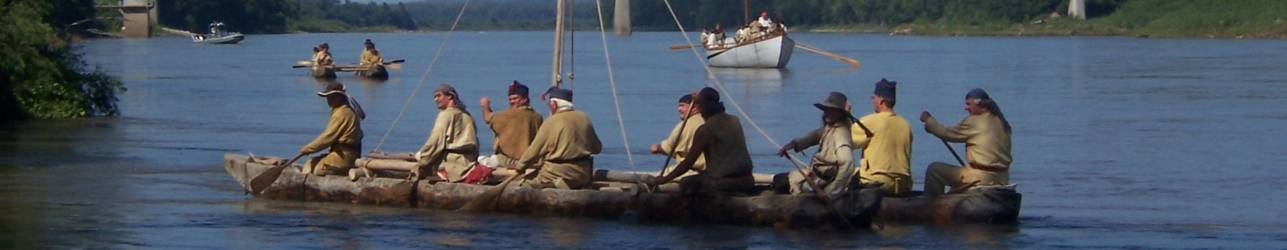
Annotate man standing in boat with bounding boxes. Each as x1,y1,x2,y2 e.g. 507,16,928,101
776,92,856,199
412,84,481,183
513,87,602,189
650,87,755,196
479,81,544,169
649,93,705,182
848,79,914,196
920,88,1013,195
300,82,365,176
359,39,383,67
756,12,775,35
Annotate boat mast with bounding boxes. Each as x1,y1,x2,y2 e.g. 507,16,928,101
743,0,749,25
551,0,566,87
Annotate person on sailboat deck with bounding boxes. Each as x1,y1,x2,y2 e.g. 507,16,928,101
359,39,383,66
847,79,914,196
735,25,749,43
649,93,706,182
412,84,481,183
313,43,334,67
700,27,711,46
712,23,727,44
920,88,1013,196
648,87,755,197
479,81,545,170
300,82,365,176
757,11,775,34
513,87,602,189
775,92,856,200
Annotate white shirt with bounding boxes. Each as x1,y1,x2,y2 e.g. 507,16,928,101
758,17,773,28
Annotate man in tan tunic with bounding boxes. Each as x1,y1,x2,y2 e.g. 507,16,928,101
300,82,364,176
514,87,602,189
413,84,480,182
359,39,383,66
777,92,856,199
920,88,1013,195
651,87,755,197
479,81,544,169
649,93,705,181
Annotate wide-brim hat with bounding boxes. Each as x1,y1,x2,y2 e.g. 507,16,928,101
814,92,854,118
318,82,346,96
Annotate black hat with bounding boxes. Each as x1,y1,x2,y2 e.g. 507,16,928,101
875,78,897,99
696,87,719,105
317,82,346,97
509,80,529,97
318,43,329,49
542,86,573,102
678,93,693,103
814,92,848,111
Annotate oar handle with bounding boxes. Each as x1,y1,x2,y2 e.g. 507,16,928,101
282,153,306,169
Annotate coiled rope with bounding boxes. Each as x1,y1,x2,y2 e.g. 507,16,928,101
371,0,472,153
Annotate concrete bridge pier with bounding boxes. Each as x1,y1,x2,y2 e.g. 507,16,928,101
1068,0,1086,20
97,0,154,38
613,0,631,36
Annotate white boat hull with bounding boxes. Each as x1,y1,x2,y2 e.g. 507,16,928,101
705,35,794,68
192,33,244,44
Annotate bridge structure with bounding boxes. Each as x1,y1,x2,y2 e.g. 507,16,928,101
94,0,156,38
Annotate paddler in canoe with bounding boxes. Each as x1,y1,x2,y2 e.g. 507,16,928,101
478,81,544,170
774,92,857,201
648,93,705,182
410,84,482,183
299,82,364,176
510,86,603,189
646,87,755,197
919,88,1013,195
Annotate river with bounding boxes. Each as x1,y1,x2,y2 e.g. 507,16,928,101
1,31,1284,249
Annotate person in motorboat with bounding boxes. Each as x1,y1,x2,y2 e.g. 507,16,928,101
478,81,544,170
920,88,1013,196
775,92,856,200
649,93,706,182
648,87,755,197
299,82,365,176
412,84,482,183
513,87,602,189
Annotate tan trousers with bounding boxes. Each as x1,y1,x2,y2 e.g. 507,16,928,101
862,173,913,197
924,162,1009,195
304,155,350,176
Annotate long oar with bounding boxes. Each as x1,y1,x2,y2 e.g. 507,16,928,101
669,44,697,50
248,153,306,194
783,148,857,230
638,93,698,211
795,42,862,68
458,171,525,212
383,59,405,70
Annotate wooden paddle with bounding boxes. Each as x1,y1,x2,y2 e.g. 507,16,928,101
669,44,696,50
458,170,525,212
794,42,862,68
383,59,405,70
247,153,306,194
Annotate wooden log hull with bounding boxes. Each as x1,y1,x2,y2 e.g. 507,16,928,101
225,154,881,229
310,66,336,79
879,188,1022,224
357,65,388,79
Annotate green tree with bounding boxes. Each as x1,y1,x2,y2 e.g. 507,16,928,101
1,0,125,120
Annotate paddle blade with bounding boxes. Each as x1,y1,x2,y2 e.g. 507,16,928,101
386,59,405,64
458,174,523,212
248,164,288,194
292,65,309,68
385,63,401,70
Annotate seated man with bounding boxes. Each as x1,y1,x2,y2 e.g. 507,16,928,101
479,81,544,169
920,88,1013,195
514,87,602,189
650,87,755,197
776,92,855,199
649,93,705,182
850,79,914,196
413,84,481,183
359,39,383,66
300,82,364,176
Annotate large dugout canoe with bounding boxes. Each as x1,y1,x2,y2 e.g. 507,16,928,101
879,187,1022,224
310,66,336,79
224,154,882,229
336,64,388,79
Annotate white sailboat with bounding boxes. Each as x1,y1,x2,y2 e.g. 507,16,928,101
704,32,794,68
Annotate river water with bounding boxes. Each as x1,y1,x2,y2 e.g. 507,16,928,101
1,32,1285,249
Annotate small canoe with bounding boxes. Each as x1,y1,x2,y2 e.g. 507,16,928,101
336,65,388,79
879,187,1022,224
310,66,336,79
224,154,882,229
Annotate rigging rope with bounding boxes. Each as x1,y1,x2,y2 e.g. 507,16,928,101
661,0,810,167
595,0,634,170
371,0,472,153
568,0,576,89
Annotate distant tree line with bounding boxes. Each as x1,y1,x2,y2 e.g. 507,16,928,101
2,0,124,120
149,0,1136,33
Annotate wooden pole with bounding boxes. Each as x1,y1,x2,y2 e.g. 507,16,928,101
551,0,566,87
